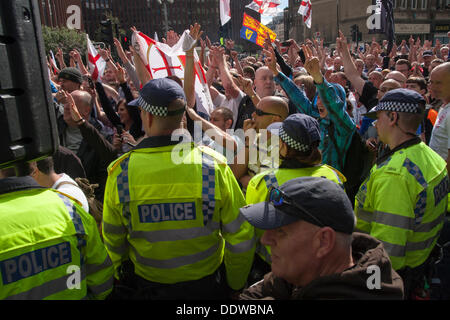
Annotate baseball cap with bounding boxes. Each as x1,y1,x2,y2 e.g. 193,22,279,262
268,114,321,153
240,176,355,234
364,88,426,119
128,78,186,117
58,67,83,84
422,50,433,57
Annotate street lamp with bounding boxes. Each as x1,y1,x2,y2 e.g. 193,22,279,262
157,0,174,35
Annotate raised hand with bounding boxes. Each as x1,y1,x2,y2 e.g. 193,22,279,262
115,62,126,84
302,44,323,84
189,23,203,46
262,46,279,76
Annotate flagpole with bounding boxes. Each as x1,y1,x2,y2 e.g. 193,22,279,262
336,0,340,39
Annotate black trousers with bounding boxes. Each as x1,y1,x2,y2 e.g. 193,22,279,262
108,261,230,300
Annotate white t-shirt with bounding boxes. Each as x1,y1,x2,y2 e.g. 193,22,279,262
52,173,90,213
429,103,450,161
212,90,245,129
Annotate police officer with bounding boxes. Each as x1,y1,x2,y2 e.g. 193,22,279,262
355,89,449,299
245,113,346,284
0,167,114,300
102,78,255,300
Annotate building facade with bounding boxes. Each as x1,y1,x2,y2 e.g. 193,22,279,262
284,0,450,46
38,0,237,43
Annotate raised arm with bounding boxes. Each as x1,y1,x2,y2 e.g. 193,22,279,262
336,31,365,95
184,23,203,108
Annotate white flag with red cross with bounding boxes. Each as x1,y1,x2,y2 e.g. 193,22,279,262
245,0,281,16
132,30,214,118
87,35,106,81
220,0,231,26
298,0,312,29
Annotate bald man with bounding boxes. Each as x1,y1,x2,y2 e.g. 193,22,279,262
377,79,402,100
385,71,407,88
252,96,289,132
429,62,450,170
231,96,289,189
234,66,277,130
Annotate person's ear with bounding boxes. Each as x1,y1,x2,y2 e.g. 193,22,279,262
314,227,336,259
225,119,233,130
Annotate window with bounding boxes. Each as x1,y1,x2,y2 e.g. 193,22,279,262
393,0,397,8
411,0,417,9
399,0,407,9
421,0,428,9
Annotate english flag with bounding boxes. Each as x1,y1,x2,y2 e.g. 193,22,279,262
87,35,106,81
245,0,281,16
220,0,231,26
298,0,312,29
132,30,214,117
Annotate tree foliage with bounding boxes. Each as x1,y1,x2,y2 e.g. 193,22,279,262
41,26,87,64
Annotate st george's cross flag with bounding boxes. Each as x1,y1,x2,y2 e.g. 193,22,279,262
245,0,281,16
220,0,231,26
132,30,214,118
87,35,106,81
298,0,312,29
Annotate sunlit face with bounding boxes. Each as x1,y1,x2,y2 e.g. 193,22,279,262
210,110,229,131
395,64,410,78
374,111,392,144
316,97,328,119
430,67,450,102
117,103,131,124
254,68,275,98
59,78,80,93
261,220,319,286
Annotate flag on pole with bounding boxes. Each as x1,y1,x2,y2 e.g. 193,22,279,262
240,13,277,47
220,0,231,26
298,0,312,29
245,0,281,16
132,30,214,117
87,35,106,82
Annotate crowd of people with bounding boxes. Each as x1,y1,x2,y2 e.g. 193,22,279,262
0,22,449,300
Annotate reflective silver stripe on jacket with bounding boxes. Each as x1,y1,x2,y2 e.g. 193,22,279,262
5,269,87,300
133,242,221,269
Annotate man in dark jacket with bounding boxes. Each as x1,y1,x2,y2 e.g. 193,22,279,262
239,176,404,300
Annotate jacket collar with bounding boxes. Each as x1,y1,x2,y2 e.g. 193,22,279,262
376,137,421,165
134,135,185,150
0,176,44,196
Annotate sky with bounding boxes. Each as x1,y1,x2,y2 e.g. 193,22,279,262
260,0,289,25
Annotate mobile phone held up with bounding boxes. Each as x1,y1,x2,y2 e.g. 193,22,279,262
299,49,306,64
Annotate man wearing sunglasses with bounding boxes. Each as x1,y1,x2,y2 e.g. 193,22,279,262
239,176,403,300
230,96,289,190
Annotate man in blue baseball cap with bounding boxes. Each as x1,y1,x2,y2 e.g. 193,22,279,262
239,176,403,300
103,78,255,300
356,88,448,300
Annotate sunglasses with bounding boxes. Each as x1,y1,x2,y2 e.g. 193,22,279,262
269,187,325,228
255,108,281,117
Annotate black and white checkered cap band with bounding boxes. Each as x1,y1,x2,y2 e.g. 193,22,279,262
376,101,422,114
137,96,168,117
279,127,310,153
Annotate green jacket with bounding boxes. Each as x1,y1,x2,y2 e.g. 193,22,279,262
102,136,255,290
0,176,113,300
246,159,346,263
355,138,448,270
